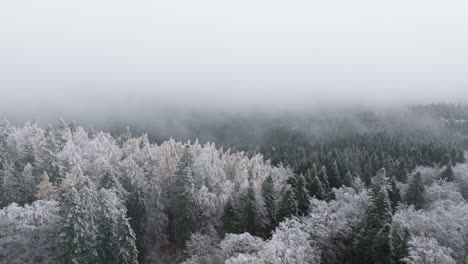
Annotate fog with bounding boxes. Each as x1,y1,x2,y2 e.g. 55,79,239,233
1,0,468,122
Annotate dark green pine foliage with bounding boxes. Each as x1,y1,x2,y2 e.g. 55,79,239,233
405,172,425,209
309,175,324,200
439,153,453,167
101,166,126,199
395,160,408,183
125,187,146,262
329,160,341,188
342,171,353,187
354,187,394,264
222,199,241,235
243,184,258,236
441,163,455,182
389,177,402,212
392,228,410,263
261,175,277,233
57,184,100,264
97,189,138,264
457,150,466,164
318,165,331,199
278,188,298,222
295,174,310,216
0,160,20,207
36,125,61,184
173,147,199,249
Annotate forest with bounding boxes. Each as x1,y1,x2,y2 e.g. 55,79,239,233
1,103,468,264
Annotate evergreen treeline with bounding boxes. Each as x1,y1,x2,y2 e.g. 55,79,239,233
1,105,468,264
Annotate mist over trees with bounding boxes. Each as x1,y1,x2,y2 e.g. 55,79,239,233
1,104,468,263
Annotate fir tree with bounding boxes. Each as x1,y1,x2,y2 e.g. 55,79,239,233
36,171,56,200
439,153,453,167
318,165,331,198
261,175,277,232
243,184,258,235
309,175,324,200
389,176,402,212
278,188,297,222
295,174,310,215
173,147,198,248
222,199,241,235
405,172,425,209
57,184,100,264
457,150,465,164
0,160,20,207
97,188,138,264
126,187,146,261
354,187,394,264
342,171,353,187
329,160,341,188
441,163,455,182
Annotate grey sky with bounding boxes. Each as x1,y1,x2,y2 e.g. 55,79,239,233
1,0,468,115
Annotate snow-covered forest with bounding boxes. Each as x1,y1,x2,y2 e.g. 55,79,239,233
1,104,468,264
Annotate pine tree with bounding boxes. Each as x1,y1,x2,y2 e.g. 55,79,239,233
261,175,277,232
395,160,408,183
222,199,241,235
243,184,258,235
329,160,341,188
57,185,100,264
126,186,146,262
309,175,324,200
54,119,70,150
278,188,297,221
405,172,425,209
173,147,198,248
439,153,453,167
97,188,138,264
392,227,409,263
36,125,61,184
354,187,394,264
20,163,36,204
457,150,465,164
389,176,401,212
117,126,132,147
441,163,455,182
318,165,331,198
295,174,310,215
342,171,353,187
0,160,20,207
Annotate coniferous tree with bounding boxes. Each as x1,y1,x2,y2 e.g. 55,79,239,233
278,188,297,222
309,175,324,200
342,171,353,187
295,174,310,215
57,183,100,264
318,165,331,199
97,188,138,264
389,176,402,212
329,160,341,188
440,153,453,167
441,163,455,182
405,172,425,209
36,171,56,200
0,160,19,207
243,184,258,236
126,187,146,261
173,147,198,249
222,199,241,235
457,150,465,164
261,175,277,232
354,187,394,264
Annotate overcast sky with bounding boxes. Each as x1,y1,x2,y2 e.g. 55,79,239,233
1,0,468,117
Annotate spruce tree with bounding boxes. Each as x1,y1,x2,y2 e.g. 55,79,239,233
97,189,138,264
309,175,324,200
389,176,401,212
58,184,100,264
278,188,297,222
318,165,331,199
329,160,341,188
457,150,465,164
243,184,258,235
354,187,394,264
0,160,20,207
261,175,277,232
173,147,198,248
295,174,310,215
440,153,453,167
125,187,146,262
441,163,455,182
405,172,425,209
222,199,241,234
342,171,353,187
